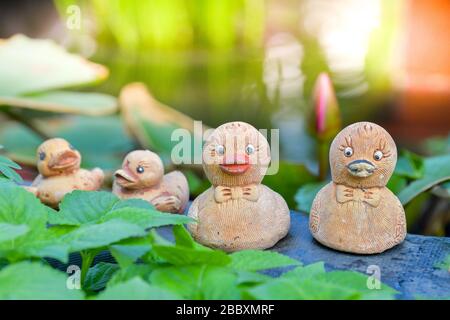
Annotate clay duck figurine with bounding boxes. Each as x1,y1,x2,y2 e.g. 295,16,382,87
112,150,189,214
26,138,104,208
309,122,406,254
187,121,290,252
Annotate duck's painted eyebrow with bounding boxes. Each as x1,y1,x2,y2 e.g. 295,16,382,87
137,161,152,167
377,138,392,157
339,135,353,150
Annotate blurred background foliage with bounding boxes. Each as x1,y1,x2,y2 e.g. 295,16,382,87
0,0,448,236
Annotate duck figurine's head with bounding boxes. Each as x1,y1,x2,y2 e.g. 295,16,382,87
330,122,397,188
114,150,164,190
37,138,81,177
203,121,271,187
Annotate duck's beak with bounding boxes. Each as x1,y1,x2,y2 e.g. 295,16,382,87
220,154,250,175
48,150,80,170
347,160,376,178
114,169,137,187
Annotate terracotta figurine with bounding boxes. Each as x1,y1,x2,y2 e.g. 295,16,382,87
309,122,406,254
187,121,290,252
113,150,189,213
26,138,104,207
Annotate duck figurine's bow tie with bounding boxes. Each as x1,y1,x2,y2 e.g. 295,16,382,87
336,184,381,207
214,185,259,203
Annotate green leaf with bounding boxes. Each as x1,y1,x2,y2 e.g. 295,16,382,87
101,207,194,229
395,150,424,179
152,245,231,266
229,250,301,272
0,155,21,169
0,91,117,115
97,277,182,300
108,264,155,287
398,154,450,205
0,261,84,300
150,265,241,299
263,162,317,208
387,174,408,194
295,181,328,213
110,237,151,268
173,224,196,248
49,191,119,226
61,220,146,252
83,262,120,292
0,164,23,183
0,223,29,243
0,35,108,96
435,255,450,272
247,264,397,300
0,183,69,262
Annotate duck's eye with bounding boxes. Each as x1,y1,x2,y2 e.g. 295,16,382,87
344,147,353,157
215,145,225,155
373,150,383,161
39,152,46,161
136,166,145,174
245,144,255,155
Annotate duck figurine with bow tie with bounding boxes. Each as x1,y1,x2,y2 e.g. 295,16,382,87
26,138,104,208
187,121,290,252
309,122,406,254
113,150,189,214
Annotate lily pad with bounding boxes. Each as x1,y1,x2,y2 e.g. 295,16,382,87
0,35,107,96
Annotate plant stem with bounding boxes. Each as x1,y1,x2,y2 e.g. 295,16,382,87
318,140,329,181
80,249,98,287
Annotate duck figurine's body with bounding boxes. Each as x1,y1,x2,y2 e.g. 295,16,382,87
309,122,406,254
112,150,189,213
27,138,104,207
188,121,290,252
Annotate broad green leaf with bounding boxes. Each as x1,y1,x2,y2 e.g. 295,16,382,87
0,164,23,183
61,220,146,252
49,191,119,226
235,270,272,285
110,237,151,268
173,224,196,248
264,162,317,208
97,277,182,300
0,91,117,115
150,265,241,299
0,155,21,169
387,174,408,195
0,261,83,300
295,181,328,213
152,245,231,266
395,150,424,179
101,207,194,229
108,264,155,287
0,223,29,243
398,154,450,205
247,266,397,300
0,183,69,262
83,262,120,292
0,35,108,96
112,198,155,210
229,250,301,272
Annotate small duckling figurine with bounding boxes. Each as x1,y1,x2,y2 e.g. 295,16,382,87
112,150,189,213
187,121,290,252
309,122,406,254
27,138,104,207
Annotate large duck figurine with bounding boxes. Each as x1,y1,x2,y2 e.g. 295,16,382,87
309,122,406,254
112,150,189,213
187,121,290,252
27,138,104,207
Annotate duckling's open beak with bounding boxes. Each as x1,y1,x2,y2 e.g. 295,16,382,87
347,160,376,178
220,154,250,175
114,169,137,187
48,150,80,170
